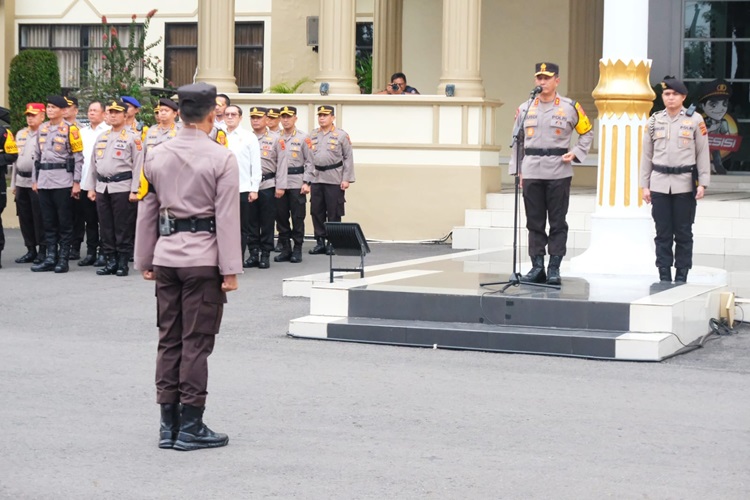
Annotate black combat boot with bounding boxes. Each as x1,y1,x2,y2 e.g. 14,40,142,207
54,246,70,273
15,246,37,264
274,242,292,262
96,254,118,275
520,255,546,283
93,251,107,267
172,405,228,451
258,252,270,269
674,268,689,283
159,403,180,449
115,254,130,277
78,248,97,266
658,267,672,282
308,238,326,255
33,245,46,265
546,255,563,286
31,246,57,272
244,249,259,268
68,244,81,261
274,239,285,253
290,246,303,263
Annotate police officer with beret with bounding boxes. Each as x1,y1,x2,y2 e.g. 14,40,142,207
308,105,355,255
134,82,242,451
509,62,593,285
30,95,84,273
640,77,710,283
0,106,19,268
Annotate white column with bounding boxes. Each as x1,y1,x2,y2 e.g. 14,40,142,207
373,0,403,93
570,0,655,276
436,0,485,98
315,0,361,95
194,0,238,93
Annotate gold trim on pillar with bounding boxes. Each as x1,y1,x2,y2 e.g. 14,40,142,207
624,125,632,207
598,125,606,207
593,59,655,119
638,124,644,207
609,125,618,207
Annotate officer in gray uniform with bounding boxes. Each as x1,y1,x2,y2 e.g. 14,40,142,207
86,99,144,277
30,95,84,273
276,106,314,263
640,77,711,283
308,105,355,255
509,62,593,285
134,82,242,451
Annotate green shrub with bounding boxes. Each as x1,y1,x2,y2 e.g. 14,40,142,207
8,50,61,132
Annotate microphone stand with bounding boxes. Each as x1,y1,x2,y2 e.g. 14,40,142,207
481,87,561,292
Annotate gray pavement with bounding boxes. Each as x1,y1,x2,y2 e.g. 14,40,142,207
1,228,748,500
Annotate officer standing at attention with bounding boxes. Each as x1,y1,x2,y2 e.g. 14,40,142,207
30,96,84,273
266,107,283,134
86,100,144,277
308,105,355,255
276,106,313,263
122,95,148,141
509,62,593,285
640,77,710,283
63,96,87,262
11,103,46,265
247,107,288,269
134,82,241,451
0,106,19,268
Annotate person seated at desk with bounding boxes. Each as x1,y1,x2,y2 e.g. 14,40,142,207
375,72,420,95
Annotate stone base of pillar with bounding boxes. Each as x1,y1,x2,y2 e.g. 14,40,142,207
315,78,362,95
570,212,655,276
195,74,238,93
437,79,485,98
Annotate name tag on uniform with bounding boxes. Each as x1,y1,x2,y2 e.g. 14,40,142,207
654,130,666,139
113,142,127,150
524,118,538,127
54,136,66,143
96,142,107,149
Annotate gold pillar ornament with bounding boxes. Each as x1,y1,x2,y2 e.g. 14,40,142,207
592,59,655,119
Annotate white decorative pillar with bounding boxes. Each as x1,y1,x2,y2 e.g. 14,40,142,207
373,0,403,93
570,0,656,275
195,0,238,92
436,0,485,98
315,0,361,94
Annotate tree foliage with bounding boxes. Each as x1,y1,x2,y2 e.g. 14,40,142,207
8,50,61,132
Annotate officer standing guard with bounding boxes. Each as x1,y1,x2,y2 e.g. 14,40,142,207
640,77,710,283
308,105,355,255
11,103,46,265
509,62,593,285
0,106,19,268
86,100,144,277
276,106,313,263
134,82,242,451
30,96,84,273
247,107,288,269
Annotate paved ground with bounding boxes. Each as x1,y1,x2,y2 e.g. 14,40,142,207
1,228,748,500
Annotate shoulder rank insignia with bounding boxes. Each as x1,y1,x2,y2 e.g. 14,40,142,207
134,138,143,151
574,101,593,135
699,122,707,136
68,125,83,153
279,139,286,150
305,137,312,148
4,129,18,155
216,129,228,147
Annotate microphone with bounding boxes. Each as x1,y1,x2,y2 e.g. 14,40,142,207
530,86,543,96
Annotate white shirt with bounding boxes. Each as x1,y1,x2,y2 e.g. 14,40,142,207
214,119,227,131
227,126,261,193
80,122,110,191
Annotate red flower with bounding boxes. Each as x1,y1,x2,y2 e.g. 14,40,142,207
147,9,157,19
101,55,107,60
101,15,107,24
132,14,137,20
111,27,118,36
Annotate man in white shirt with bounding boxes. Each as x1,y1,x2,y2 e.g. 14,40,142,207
77,100,110,266
225,105,261,262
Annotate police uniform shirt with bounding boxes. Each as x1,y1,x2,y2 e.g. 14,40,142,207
31,120,84,189
640,108,711,195
254,130,289,191
86,128,144,194
509,94,593,179
134,127,242,276
281,128,314,189
145,122,182,153
10,127,38,189
309,125,355,185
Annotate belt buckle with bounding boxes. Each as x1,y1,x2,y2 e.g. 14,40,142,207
189,217,198,233
209,219,216,233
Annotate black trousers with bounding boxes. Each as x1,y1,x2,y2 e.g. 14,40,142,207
275,188,307,248
247,187,276,253
96,190,137,256
15,186,45,248
154,265,225,407
72,194,99,253
522,177,571,257
310,183,345,239
651,191,696,269
239,192,251,255
0,171,6,251
38,188,74,250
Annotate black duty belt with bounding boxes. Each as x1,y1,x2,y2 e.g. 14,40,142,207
314,161,343,171
261,172,276,181
97,171,133,183
287,166,304,175
652,164,695,175
173,217,216,234
17,171,32,178
524,148,568,156
37,162,68,170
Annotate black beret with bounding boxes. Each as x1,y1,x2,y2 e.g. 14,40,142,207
661,77,688,95
177,82,217,108
46,95,70,109
698,79,732,102
279,105,297,116
158,97,179,111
